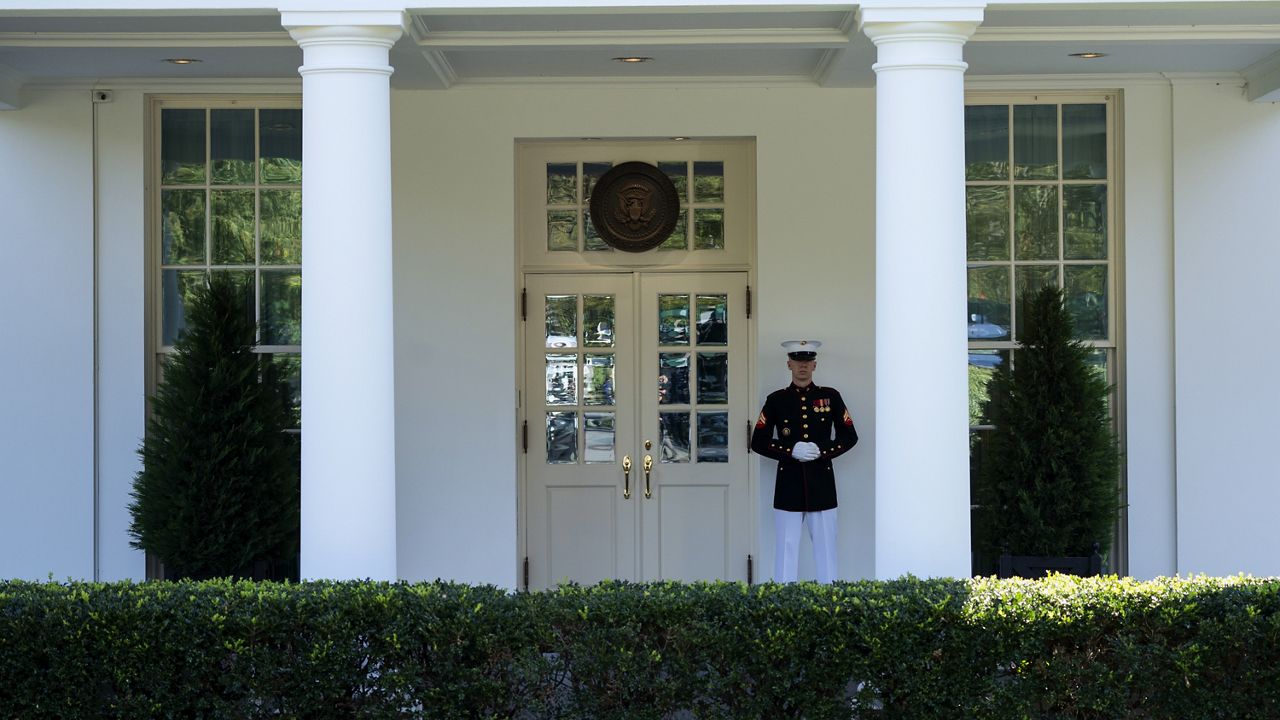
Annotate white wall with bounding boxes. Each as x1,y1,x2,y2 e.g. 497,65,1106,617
391,85,877,585
1172,78,1280,576
0,88,95,580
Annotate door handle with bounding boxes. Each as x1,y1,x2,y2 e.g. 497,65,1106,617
622,455,632,499
643,454,653,499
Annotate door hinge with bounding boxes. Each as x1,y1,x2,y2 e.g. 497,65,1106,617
522,420,528,453
747,554,754,585
523,556,530,591
521,288,527,321
747,420,753,453
746,285,752,319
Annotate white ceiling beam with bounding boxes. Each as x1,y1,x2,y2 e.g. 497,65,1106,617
415,27,850,49
972,24,1280,42
0,31,294,47
0,64,25,110
1243,48,1280,102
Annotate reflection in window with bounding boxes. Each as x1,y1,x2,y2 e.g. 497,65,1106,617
545,354,577,405
660,412,690,463
545,295,577,348
583,412,615,463
697,353,728,404
546,412,577,464
658,353,690,405
697,411,728,463
582,354,615,406
583,295,615,347
695,295,728,345
658,294,690,345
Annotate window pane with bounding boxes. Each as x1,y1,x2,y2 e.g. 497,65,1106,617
1065,265,1108,340
161,109,205,185
967,266,1011,341
211,109,254,185
583,412,615,463
694,161,724,202
968,350,1008,427
697,411,729,463
697,353,728,404
659,212,688,251
545,354,577,405
659,412,690,463
584,209,611,251
261,190,302,264
259,110,301,185
261,270,302,345
1015,265,1058,339
1063,104,1107,180
658,294,690,345
547,211,578,251
966,186,1010,261
211,190,255,265
965,105,1009,180
161,189,205,265
582,354,615,406
1014,105,1057,180
696,295,728,345
546,163,576,205
583,295,615,347
1015,185,1058,261
1064,184,1107,260
584,162,612,204
659,353,689,405
270,353,302,429
545,295,577,349
659,161,688,200
161,269,206,345
693,209,724,250
546,412,577,464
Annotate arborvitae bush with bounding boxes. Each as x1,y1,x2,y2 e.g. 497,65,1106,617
974,286,1121,563
129,273,299,579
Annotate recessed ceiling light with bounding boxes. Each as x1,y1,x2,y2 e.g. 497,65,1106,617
612,56,653,64
1069,52,1107,59
671,136,690,141
164,58,202,65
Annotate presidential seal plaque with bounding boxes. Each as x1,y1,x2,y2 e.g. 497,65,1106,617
588,161,681,253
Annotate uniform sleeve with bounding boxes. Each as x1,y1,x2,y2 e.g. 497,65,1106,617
817,390,858,461
750,395,792,462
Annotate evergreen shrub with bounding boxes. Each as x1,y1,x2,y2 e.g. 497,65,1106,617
974,286,1121,565
1,576,1277,719
128,273,299,579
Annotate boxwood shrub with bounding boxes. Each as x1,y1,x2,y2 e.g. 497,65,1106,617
1,575,1276,719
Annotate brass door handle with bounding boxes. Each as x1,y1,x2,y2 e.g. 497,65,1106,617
622,455,632,499
643,454,653,499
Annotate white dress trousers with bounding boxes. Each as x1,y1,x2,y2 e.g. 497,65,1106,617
774,508,838,583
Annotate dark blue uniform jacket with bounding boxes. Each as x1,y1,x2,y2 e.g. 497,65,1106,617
751,383,859,512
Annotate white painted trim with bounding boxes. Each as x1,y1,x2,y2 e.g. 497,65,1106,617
972,24,1280,43
0,31,294,47
449,74,819,87
24,78,302,92
966,73,1174,90
1163,72,1246,86
414,27,851,48
1242,48,1280,102
419,49,459,88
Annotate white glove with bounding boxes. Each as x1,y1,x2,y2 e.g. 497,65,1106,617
791,441,821,462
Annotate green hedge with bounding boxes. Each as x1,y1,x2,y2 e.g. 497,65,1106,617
1,575,1277,719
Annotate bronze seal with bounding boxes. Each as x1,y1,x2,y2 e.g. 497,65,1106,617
588,161,681,253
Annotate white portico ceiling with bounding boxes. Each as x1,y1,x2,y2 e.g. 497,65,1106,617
1,1,1280,95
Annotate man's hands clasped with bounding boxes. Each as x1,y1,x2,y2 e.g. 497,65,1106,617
790,441,821,462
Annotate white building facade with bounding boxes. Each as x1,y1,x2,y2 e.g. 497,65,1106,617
2,0,1278,586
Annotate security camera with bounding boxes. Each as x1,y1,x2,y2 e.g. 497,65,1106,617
92,90,114,103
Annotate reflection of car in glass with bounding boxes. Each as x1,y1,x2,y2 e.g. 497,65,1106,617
697,413,729,463
546,334,576,348
967,313,1009,340
968,352,1004,368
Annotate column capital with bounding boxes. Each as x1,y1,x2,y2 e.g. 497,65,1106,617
858,2,984,44
282,12,405,76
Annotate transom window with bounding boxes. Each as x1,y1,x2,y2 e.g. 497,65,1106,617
152,99,303,429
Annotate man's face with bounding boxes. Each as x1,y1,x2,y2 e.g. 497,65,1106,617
787,358,816,384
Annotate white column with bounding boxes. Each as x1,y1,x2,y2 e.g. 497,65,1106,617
860,3,983,579
283,12,404,581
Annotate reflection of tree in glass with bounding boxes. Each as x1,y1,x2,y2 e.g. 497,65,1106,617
1015,185,1058,260
212,190,255,264
261,190,302,264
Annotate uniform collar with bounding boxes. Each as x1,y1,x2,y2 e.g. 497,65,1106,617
788,382,820,393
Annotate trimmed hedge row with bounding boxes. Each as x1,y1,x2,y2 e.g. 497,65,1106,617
1,575,1277,719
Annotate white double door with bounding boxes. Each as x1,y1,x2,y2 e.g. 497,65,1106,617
524,271,751,589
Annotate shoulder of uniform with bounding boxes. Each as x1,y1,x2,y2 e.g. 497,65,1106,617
766,388,788,401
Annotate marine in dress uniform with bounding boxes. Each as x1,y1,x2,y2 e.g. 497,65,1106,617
751,340,858,583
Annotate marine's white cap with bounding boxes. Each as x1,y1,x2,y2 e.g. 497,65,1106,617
781,339,821,360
